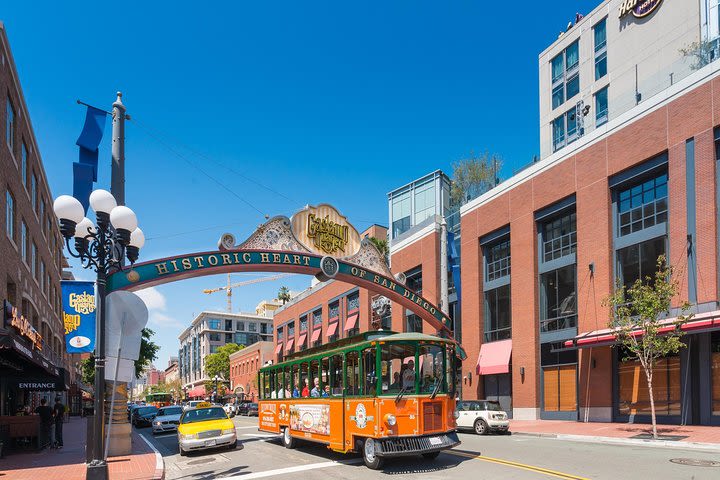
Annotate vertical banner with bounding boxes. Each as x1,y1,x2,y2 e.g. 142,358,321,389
61,280,97,353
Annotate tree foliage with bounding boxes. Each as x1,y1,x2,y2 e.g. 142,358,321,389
603,255,692,439
449,152,501,208
204,342,243,380
368,237,389,261
278,286,291,305
80,327,160,384
680,40,717,71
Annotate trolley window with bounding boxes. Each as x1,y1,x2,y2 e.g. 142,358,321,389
380,343,417,395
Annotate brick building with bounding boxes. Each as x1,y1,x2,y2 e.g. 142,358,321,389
229,341,274,401
0,22,71,415
460,0,720,424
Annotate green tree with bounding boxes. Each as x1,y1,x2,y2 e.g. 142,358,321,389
80,327,160,384
449,152,500,208
278,286,291,305
680,40,717,71
205,343,243,381
603,255,692,439
368,237,389,261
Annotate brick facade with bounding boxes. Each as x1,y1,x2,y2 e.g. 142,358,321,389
229,341,273,401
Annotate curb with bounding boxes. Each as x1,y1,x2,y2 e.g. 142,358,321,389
512,431,720,452
138,434,165,480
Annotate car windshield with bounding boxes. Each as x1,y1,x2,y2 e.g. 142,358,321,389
484,401,503,411
181,407,227,424
137,406,158,415
158,407,182,416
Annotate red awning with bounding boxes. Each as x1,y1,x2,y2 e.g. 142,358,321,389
327,322,338,337
297,333,307,347
564,310,720,350
285,338,295,352
344,313,359,331
274,343,283,355
187,386,206,398
311,328,322,343
476,339,512,375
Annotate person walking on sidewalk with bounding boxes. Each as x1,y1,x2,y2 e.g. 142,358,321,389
34,398,53,449
53,397,65,448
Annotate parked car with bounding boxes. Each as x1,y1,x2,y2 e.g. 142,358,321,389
183,400,204,412
128,404,141,422
223,403,236,417
132,405,159,428
152,405,184,435
455,400,509,435
245,403,258,417
236,402,251,416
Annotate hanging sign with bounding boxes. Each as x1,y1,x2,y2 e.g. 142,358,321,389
61,281,96,353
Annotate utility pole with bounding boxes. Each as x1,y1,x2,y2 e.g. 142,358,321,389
439,217,449,317
111,92,126,206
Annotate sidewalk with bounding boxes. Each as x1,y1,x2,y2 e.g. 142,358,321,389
510,419,720,450
0,417,163,480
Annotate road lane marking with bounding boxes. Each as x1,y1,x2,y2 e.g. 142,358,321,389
214,458,363,479
448,450,589,480
139,434,165,474
242,433,277,438
235,426,261,429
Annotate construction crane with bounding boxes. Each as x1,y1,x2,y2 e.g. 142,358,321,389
203,273,293,312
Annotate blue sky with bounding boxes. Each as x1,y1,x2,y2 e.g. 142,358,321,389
3,0,598,369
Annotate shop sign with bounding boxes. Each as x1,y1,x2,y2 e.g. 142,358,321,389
16,380,59,391
291,204,361,257
619,0,663,19
61,281,96,353
3,300,43,351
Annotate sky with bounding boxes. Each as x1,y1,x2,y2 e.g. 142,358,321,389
2,0,599,369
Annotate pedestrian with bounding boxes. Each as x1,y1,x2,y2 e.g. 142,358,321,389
53,397,66,448
34,398,53,449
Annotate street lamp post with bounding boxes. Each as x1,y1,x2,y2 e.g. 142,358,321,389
54,190,144,480
214,375,219,403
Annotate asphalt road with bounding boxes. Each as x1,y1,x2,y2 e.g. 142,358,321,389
140,415,720,480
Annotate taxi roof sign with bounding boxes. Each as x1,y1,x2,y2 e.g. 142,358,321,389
195,401,212,408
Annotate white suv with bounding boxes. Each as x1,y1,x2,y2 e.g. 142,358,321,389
223,403,236,417
455,400,510,435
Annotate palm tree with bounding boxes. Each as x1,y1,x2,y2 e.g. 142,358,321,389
278,286,291,305
368,237,389,262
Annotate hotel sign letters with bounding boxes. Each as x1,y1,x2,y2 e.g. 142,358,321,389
291,204,362,258
619,0,663,19
307,213,349,255
3,301,43,351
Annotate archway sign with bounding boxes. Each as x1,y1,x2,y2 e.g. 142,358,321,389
106,204,453,337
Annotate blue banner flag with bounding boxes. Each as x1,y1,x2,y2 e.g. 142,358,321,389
73,106,107,212
72,162,95,213
61,281,97,353
76,106,107,151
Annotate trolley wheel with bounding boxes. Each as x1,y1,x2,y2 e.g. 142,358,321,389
474,418,489,435
282,427,296,449
362,438,384,470
422,451,440,460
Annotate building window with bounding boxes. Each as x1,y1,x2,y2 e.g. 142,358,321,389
406,313,423,333
20,220,27,262
618,353,680,416
484,284,511,342
391,191,411,238
31,242,37,278
617,237,666,291
540,265,577,332
312,309,322,327
31,173,37,213
405,266,423,294
248,322,256,332
6,189,14,240
542,212,577,262
551,40,579,110
208,318,221,330
21,142,27,186
617,173,667,237
552,107,580,152
328,301,339,319
209,333,220,341
210,345,220,354
6,97,15,151
237,321,245,331
413,179,436,225
225,332,232,343
594,18,607,80
225,319,233,331
40,261,45,294
260,323,268,334
541,342,578,412
299,316,308,332
288,321,295,337
595,86,608,126
347,292,360,312
276,327,283,342
485,239,510,282
381,313,392,330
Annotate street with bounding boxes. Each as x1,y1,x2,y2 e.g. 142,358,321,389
140,415,720,480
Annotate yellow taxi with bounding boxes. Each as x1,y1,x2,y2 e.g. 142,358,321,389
177,402,237,456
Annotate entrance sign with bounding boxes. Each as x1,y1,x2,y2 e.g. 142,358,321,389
106,206,454,336
61,281,96,353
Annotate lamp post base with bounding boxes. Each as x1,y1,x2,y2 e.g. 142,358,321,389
87,460,109,480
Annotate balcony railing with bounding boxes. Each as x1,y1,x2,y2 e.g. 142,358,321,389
484,327,511,343
540,314,577,333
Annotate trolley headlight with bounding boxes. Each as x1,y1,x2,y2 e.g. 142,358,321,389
453,410,460,419
384,414,397,426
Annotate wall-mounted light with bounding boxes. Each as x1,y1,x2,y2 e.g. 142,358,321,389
589,262,595,275
591,358,596,369
520,366,525,376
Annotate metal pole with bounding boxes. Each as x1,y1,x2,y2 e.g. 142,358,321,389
439,217,449,316
87,264,108,480
104,345,122,460
111,92,126,206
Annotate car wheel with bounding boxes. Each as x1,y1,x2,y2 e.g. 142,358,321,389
362,438,384,470
422,451,440,460
228,441,237,450
179,446,187,457
282,427,296,449
474,418,489,436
